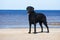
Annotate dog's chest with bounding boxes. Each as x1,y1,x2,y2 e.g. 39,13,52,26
29,15,35,21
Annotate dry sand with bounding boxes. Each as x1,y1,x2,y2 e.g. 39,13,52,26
0,28,60,40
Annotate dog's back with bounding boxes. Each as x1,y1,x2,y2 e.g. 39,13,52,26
29,12,46,24
36,13,46,21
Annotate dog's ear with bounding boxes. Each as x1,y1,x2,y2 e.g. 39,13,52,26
26,7,28,10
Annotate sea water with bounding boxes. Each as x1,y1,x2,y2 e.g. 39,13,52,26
0,10,60,28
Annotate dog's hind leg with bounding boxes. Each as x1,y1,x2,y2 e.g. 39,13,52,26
39,22,43,32
33,23,36,34
43,21,49,33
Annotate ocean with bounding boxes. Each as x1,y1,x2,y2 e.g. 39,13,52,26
0,10,60,28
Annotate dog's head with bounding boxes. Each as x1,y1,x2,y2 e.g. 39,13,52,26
26,6,34,14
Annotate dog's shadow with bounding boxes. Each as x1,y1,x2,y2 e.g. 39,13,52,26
32,31,49,34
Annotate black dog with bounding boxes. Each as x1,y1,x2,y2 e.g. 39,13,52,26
26,6,49,34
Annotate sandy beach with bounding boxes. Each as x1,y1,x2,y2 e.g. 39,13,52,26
0,28,60,40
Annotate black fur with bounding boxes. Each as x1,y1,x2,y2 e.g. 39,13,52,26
26,6,49,34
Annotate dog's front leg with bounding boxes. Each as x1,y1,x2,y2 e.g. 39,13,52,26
28,23,31,34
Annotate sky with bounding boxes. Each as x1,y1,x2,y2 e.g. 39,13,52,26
0,0,60,10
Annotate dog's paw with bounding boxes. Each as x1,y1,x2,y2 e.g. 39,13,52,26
47,31,49,33
33,32,37,34
28,32,31,34
41,31,43,32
